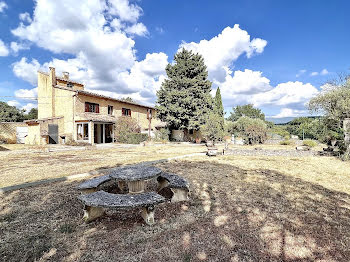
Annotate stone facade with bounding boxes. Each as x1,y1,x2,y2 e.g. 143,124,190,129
25,67,163,145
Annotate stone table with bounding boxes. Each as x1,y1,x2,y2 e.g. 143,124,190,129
109,165,162,194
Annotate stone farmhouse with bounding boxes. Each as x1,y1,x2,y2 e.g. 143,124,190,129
25,67,162,145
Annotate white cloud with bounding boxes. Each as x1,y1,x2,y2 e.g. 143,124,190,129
19,12,32,23
14,87,38,99
12,57,41,85
10,42,30,54
108,0,142,23
10,0,170,105
179,24,267,83
251,81,319,108
0,39,9,56
270,108,308,118
320,69,329,75
7,100,21,107
310,69,329,77
219,69,271,107
296,69,306,78
0,1,7,13
125,23,148,36
22,103,37,112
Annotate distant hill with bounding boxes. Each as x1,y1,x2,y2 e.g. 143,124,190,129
266,117,296,125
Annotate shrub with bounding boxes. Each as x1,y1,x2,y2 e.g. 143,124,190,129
302,139,317,147
154,128,170,142
233,116,268,145
280,140,294,145
114,116,142,143
200,112,225,144
118,133,148,144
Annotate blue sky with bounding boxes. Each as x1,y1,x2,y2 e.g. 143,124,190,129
0,0,349,118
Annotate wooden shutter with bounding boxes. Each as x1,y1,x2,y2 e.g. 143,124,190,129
85,103,89,112
128,109,131,117
122,108,125,116
96,104,99,113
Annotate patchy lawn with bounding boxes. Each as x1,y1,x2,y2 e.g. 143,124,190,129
1,155,350,261
0,144,206,188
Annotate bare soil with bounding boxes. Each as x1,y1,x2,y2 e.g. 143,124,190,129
1,159,350,261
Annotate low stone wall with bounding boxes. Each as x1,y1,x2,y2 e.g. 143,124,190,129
0,122,27,143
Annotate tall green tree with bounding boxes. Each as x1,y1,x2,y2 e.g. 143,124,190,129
227,104,265,122
25,108,38,120
156,48,213,130
0,102,25,122
214,87,224,132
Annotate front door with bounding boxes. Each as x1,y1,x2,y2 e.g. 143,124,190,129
48,124,58,144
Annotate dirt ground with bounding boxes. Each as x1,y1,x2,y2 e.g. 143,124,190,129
1,156,350,262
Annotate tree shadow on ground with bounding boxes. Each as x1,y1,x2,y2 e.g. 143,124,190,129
0,160,350,261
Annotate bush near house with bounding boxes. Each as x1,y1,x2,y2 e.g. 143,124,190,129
154,128,170,142
200,112,225,144
114,116,146,144
118,133,148,144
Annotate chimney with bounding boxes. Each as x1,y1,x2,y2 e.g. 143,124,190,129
63,71,69,80
49,67,56,86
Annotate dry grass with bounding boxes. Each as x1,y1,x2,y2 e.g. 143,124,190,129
0,144,206,188
189,154,350,195
1,157,350,261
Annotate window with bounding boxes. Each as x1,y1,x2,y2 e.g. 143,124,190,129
122,108,131,116
108,105,113,115
189,129,194,135
85,102,99,113
67,82,73,88
147,108,152,119
77,123,89,140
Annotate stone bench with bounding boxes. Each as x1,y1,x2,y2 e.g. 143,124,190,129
157,172,190,202
76,175,112,194
78,191,165,225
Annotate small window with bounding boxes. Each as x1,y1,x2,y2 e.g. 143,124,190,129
147,109,152,119
77,123,89,140
108,105,113,115
85,102,99,113
122,108,131,116
67,82,73,88
189,129,194,135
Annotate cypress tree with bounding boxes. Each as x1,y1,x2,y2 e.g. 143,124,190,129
156,48,213,130
214,87,225,131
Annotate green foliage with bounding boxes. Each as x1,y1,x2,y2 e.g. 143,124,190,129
232,116,268,145
0,101,25,122
156,48,213,130
309,82,350,121
271,126,291,139
114,116,143,143
302,139,317,147
227,104,265,122
25,108,38,120
118,133,148,144
200,112,225,143
121,97,135,103
154,128,170,142
279,140,294,145
214,87,225,131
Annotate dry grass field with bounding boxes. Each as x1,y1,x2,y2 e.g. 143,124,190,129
1,148,350,261
0,144,206,188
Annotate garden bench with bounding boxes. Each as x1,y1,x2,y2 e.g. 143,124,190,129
76,175,112,194
78,191,165,225
157,172,190,202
